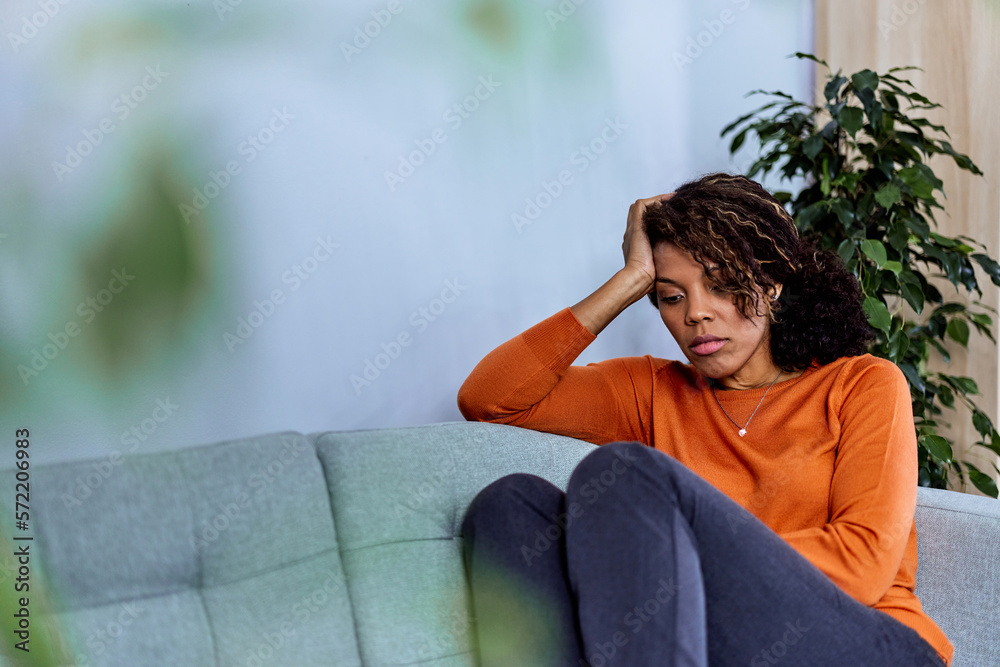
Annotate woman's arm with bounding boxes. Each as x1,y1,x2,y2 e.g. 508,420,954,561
779,357,918,606
570,195,669,334
457,195,672,443
570,267,652,335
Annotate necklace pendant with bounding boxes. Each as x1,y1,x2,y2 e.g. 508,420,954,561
711,370,783,441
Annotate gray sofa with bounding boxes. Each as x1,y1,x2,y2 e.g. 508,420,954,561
1,422,998,666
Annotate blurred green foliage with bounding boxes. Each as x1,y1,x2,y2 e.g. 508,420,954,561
80,153,209,376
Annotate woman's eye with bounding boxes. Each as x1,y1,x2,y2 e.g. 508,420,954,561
659,294,682,304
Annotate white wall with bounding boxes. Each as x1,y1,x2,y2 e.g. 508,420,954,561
0,0,813,464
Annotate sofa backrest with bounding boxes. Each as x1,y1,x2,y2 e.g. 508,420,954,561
913,487,1000,667
0,432,362,667
313,421,595,666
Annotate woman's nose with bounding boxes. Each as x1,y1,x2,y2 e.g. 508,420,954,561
685,290,714,324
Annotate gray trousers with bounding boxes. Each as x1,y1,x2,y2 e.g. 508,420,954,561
460,442,946,666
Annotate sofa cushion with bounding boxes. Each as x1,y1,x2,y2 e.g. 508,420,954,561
314,421,596,666
914,486,1000,667
0,432,361,667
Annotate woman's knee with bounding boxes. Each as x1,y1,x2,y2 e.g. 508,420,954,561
568,442,651,489
567,442,681,506
462,473,560,534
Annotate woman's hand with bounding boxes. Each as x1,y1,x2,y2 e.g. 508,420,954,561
622,194,674,291
570,193,675,336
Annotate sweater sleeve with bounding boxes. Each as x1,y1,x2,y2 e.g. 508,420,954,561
456,308,654,444
779,357,918,606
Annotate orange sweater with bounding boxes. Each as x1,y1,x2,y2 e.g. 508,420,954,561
458,308,953,666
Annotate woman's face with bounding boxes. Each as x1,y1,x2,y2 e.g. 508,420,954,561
652,242,780,390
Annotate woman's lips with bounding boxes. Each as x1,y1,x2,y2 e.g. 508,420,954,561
690,338,727,356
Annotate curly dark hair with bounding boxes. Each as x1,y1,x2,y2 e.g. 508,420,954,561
642,173,874,370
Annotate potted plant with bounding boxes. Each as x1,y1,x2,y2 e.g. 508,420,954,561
721,53,1000,497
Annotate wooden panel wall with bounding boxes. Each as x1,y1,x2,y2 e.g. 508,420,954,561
815,0,1000,491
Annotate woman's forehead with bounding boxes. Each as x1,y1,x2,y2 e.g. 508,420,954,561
654,244,721,276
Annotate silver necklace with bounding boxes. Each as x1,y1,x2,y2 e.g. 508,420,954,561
711,371,783,437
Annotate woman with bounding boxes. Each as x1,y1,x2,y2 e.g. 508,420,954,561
457,174,951,666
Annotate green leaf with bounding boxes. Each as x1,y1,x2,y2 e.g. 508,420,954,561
863,296,892,333
886,65,921,74
898,166,934,199
874,183,901,209
829,198,855,226
793,52,830,68
929,232,962,249
966,463,999,498
882,261,902,275
824,74,847,101
851,70,880,95
837,239,855,263
729,128,749,153
940,140,983,175
803,134,824,160
838,106,864,137
949,375,979,395
946,318,970,346
970,312,993,328
900,281,925,314
986,432,1000,457
972,253,1000,287
860,239,888,267
832,171,863,191
854,86,876,113
972,409,994,438
865,101,883,129
905,214,931,240
887,222,910,251
898,362,926,394
937,382,955,407
890,329,909,361
721,109,767,137
920,435,953,463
